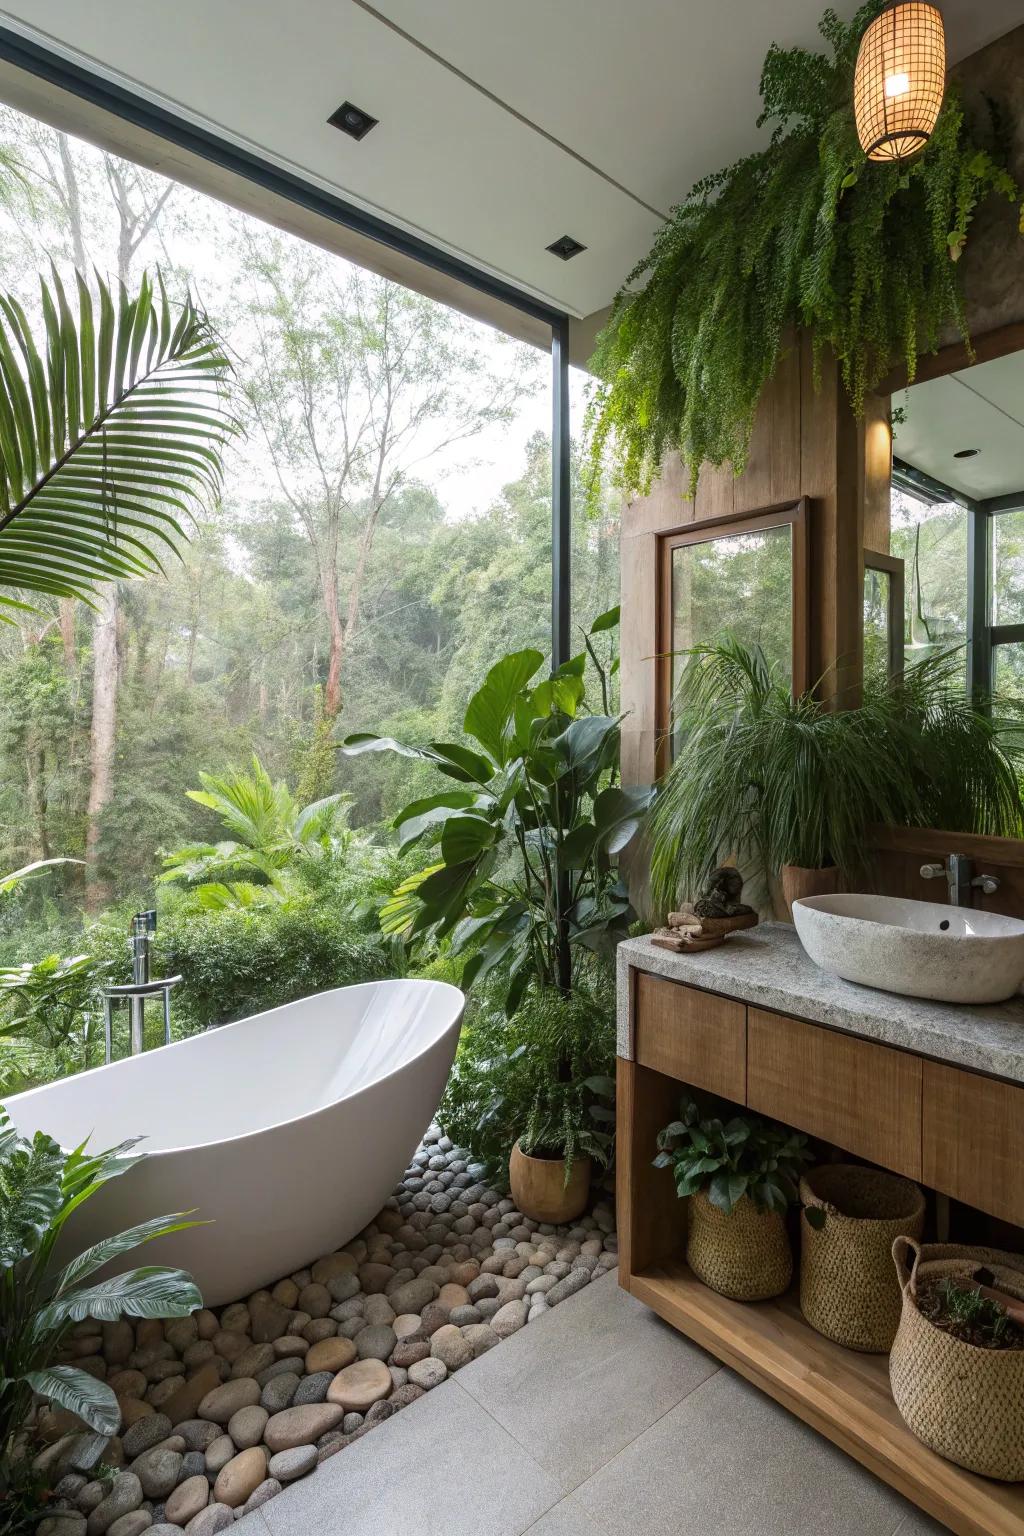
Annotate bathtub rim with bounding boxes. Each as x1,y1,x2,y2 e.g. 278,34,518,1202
5,975,465,1160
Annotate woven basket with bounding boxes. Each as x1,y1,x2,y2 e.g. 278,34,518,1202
889,1237,1024,1481
687,1190,792,1301
799,1164,925,1352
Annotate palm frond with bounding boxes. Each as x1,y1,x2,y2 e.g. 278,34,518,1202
0,266,238,612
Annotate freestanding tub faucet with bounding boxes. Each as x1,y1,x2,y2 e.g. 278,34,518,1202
920,853,1000,906
102,910,182,1063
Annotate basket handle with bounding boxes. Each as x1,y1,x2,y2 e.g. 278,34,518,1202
892,1234,922,1296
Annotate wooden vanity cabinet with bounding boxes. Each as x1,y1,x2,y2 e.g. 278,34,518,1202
634,973,746,1100
746,1006,922,1179
922,1061,1024,1228
619,964,1024,1536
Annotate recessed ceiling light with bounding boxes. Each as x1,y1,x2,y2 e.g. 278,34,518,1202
328,101,379,141
953,448,980,459
546,234,587,261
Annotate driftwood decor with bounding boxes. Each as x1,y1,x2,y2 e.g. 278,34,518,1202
651,866,758,952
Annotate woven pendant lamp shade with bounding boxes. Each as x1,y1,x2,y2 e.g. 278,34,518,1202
854,2,946,163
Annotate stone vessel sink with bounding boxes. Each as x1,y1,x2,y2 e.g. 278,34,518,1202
792,893,1024,1005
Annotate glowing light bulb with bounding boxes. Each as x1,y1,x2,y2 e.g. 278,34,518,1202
885,71,911,98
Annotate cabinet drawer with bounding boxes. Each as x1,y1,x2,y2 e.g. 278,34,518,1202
923,1062,1024,1227
634,973,746,1101
747,1008,922,1179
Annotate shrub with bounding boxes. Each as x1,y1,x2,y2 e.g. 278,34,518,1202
88,896,396,1035
438,979,616,1181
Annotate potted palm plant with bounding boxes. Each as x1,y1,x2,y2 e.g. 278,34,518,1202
648,640,1024,918
654,1099,812,1301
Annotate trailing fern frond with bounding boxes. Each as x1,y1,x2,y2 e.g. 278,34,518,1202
587,1,1021,497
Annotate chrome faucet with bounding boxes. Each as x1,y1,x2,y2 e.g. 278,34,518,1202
102,910,182,1063
920,853,999,906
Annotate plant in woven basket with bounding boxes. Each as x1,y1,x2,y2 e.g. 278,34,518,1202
586,1,1021,499
918,1280,1024,1351
654,1098,811,1214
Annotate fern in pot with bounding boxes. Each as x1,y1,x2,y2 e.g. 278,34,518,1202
654,1100,812,1300
649,640,1024,918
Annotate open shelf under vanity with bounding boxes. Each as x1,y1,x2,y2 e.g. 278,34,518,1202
616,940,1024,1536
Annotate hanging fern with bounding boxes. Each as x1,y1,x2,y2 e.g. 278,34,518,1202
587,1,1021,498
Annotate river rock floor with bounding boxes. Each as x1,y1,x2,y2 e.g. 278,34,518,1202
40,1125,618,1536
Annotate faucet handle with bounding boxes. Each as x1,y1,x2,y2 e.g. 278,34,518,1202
919,863,945,879
972,873,1000,896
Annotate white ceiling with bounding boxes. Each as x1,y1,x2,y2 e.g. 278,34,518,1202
894,352,1024,501
0,0,1021,320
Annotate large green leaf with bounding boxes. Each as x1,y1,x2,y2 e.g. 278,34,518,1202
37,1265,201,1329
464,648,544,764
21,1366,120,1436
0,1114,65,1269
0,268,237,613
439,813,498,865
54,1211,202,1293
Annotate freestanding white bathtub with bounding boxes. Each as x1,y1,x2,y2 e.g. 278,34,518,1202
5,978,464,1307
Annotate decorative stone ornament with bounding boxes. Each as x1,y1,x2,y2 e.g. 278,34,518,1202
854,2,946,164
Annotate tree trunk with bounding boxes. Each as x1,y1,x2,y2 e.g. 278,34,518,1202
85,587,119,911
26,741,51,861
321,558,345,722
58,598,77,672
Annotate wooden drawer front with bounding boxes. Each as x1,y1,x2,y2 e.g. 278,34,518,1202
923,1062,1024,1228
747,1008,922,1179
634,973,746,1102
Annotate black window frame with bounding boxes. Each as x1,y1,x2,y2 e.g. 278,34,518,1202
893,456,1024,705
0,24,575,666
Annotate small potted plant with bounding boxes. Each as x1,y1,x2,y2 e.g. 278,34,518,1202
654,1100,812,1300
890,1238,1024,1481
509,1074,615,1225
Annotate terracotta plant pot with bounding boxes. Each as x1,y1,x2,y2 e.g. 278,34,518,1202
780,863,841,920
686,1190,792,1301
508,1140,591,1225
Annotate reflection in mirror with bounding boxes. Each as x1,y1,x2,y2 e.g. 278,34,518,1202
892,348,1024,702
670,523,793,705
863,566,890,683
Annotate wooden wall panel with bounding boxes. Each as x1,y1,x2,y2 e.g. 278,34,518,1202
620,332,886,787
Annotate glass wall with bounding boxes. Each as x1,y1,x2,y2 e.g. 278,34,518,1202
889,486,968,678
0,101,554,948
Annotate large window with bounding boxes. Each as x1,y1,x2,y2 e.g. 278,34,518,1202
0,100,558,946
890,485,968,676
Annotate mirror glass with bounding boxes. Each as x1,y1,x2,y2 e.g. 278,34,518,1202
891,349,1024,701
670,523,793,700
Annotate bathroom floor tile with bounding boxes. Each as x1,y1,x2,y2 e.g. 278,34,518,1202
255,1376,562,1536
536,1368,914,1536
457,1270,720,1491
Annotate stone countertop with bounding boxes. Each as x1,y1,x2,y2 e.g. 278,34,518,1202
616,924,1024,1084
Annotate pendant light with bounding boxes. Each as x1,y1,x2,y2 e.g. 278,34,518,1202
854,2,946,164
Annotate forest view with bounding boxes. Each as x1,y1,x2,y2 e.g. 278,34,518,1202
0,104,618,1004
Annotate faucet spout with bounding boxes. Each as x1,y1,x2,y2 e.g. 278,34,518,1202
919,854,1000,907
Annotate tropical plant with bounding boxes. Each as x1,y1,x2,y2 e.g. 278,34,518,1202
0,1109,200,1519
0,267,236,611
587,1,1022,497
343,610,651,1012
0,952,111,1093
159,756,353,907
648,639,1024,911
654,1099,812,1215
439,981,616,1180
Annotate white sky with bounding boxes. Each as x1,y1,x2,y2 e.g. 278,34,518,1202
0,103,594,524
